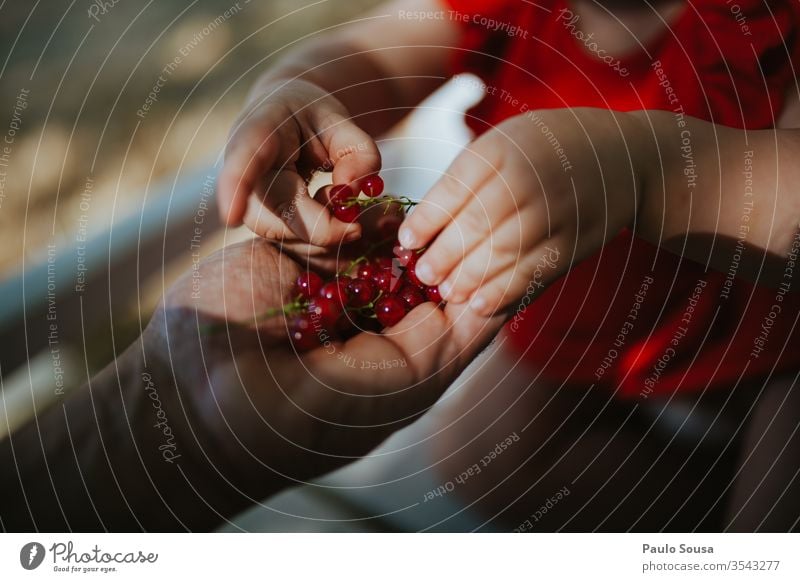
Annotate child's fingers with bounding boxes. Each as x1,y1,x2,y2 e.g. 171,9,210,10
243,171,361,245
436,238,520,304
398,146,495,249
218,117,284,227
289,188,362,246
465,242,568,317
314,111,382,187
413,176,522,286
433,209,547,301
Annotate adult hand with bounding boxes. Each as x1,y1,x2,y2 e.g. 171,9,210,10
144,237,505,501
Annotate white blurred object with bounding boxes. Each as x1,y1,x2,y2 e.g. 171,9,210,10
379,74,484,201
307,75,485,200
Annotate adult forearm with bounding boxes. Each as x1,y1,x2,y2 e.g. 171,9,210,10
0,338,281,532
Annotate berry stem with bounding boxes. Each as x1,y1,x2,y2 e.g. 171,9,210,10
258,298,306,321
337,237,393,277
342,194,418,213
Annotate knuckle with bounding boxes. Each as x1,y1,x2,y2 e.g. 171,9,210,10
452,264,489,294
248,217,287,241
437,171,468,199
407,204,443,236
421,246,452,275
480,289,506,313
309,227,338,246
457,206,491,234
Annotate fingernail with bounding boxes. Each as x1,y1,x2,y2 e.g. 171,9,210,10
345,229,361,242
416,261,435,285
398,228,416,249
469,295,487,313
439,280,452,299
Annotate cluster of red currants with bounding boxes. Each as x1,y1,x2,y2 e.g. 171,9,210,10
276,175,444,351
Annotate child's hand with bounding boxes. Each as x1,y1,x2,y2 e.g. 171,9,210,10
218,79,381,245
398,108,647,315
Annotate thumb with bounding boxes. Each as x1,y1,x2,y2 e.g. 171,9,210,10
312,111,381,187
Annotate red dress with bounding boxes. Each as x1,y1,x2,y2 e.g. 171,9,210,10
443,0,800,397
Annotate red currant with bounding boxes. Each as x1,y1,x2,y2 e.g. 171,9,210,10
360,174,384,197
308,297,342,329
295,272,323,299
289,314,320,351
392,244,416,267
333,203,360,223
355,262,375,281
399,285,425,310
375,295,407,327
425,285,442,304
319,279,349,304
404,260,423,287
372,270,392,292
347,277,375,307
330,184,355,203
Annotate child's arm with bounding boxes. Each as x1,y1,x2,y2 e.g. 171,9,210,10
398,107,800,316
634,110,800,285
218,0,461,242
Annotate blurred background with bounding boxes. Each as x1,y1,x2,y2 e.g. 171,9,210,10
0,0,381,276
0,0,383,381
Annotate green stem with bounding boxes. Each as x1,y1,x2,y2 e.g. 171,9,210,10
337,237,393,277
342,194,418,213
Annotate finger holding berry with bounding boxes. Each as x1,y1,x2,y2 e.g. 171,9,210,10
219,79,381,245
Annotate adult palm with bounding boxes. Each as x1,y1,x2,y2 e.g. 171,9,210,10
145,237,505,501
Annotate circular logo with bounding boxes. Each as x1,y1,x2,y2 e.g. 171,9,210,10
19,542,45,570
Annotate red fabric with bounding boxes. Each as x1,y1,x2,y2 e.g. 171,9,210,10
442,0,800,397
